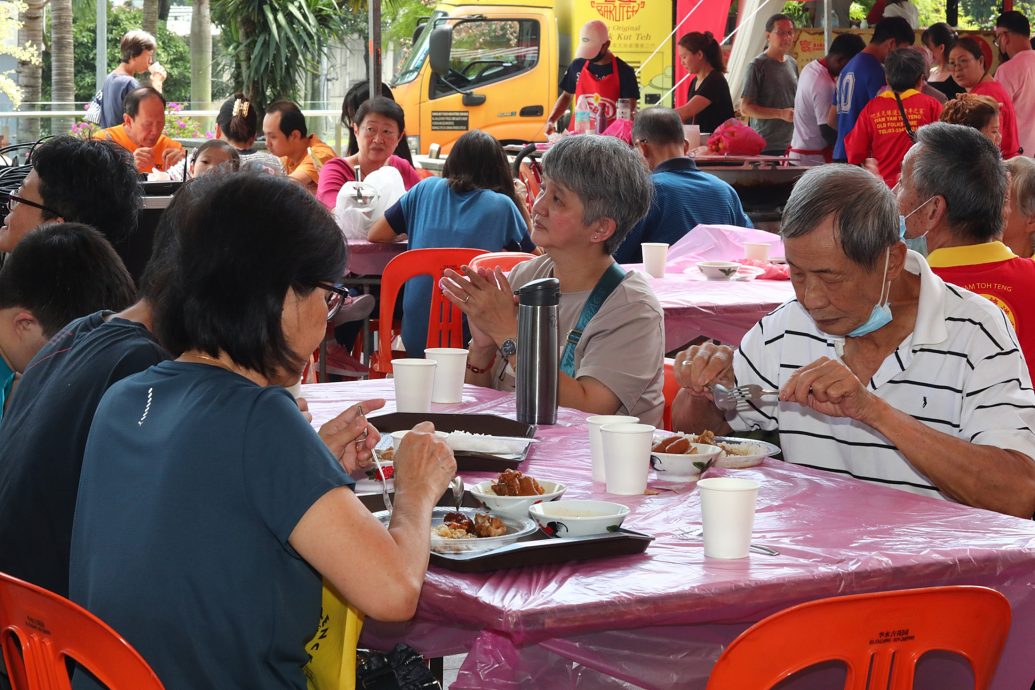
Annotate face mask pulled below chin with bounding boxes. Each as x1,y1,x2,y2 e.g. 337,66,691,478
847,248,893,338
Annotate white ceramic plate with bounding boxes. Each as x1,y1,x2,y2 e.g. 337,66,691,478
373,506,537,554
712,436,781,468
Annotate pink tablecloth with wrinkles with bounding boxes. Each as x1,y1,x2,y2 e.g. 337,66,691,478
347,238,405,276
302,380,1035,690
637,270,794,349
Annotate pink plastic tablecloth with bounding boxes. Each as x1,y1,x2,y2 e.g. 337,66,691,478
624,225,795,348
347,238,405,277
633,270,794,349
302,380,1035,690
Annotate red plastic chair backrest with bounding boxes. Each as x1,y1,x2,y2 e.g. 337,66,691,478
374,248,487,375
661,358,680,431
468,252,536,274
705,585,1011,690
0,571,164,690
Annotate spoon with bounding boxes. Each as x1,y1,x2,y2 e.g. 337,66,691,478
449,475,464,511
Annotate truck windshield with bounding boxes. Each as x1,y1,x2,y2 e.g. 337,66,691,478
393,11,446,85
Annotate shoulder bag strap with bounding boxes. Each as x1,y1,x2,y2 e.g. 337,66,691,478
559,263,626,378
893,92,917,143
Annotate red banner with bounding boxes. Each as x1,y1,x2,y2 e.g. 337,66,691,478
673,0,735,107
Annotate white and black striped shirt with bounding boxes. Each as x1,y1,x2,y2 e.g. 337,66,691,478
733,252,1035,500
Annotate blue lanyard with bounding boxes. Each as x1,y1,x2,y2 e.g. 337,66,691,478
559,263,626,377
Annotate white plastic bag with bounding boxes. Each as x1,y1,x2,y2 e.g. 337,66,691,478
333,166,406,240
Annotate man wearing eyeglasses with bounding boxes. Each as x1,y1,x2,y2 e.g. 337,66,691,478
0,136,141,255
994,12,1035,158
740,14,799,156
262,100,337,193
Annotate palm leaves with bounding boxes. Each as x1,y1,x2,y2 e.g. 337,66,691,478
212,0,347,105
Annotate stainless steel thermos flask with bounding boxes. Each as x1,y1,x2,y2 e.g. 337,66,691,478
515,277,559,425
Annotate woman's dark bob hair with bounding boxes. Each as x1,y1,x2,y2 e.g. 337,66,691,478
156,173,347,379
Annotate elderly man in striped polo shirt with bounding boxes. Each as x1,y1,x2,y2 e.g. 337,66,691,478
673,164,1035,518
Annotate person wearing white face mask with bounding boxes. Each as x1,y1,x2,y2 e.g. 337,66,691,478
671,162,1035,518
899,122,1035,373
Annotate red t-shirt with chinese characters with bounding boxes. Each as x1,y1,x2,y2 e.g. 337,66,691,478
844,89,943,187
928,241,1035,371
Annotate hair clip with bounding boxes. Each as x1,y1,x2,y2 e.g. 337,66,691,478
232,99,250,118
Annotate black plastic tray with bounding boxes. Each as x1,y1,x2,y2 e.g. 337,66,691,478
368,412,535,471
429,529,653,573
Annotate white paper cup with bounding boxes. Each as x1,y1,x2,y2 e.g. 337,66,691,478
587,414,638,482
683,124,701,148
641,242,669,279
424,347,468,403
391,359,437,413
698,477,760,559
743,242,770,262
285,376,303,399
600,422,655,495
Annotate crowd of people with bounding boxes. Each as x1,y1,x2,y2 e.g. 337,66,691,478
0,12,1034,689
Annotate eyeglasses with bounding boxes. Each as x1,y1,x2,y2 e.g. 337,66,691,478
315,281,349,321
4,193,58,216
359,125,400,140
772,29,795,37
994,30,1009,43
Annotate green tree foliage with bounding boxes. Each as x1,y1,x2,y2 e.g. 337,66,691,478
42,5,191,104
211,0,347,106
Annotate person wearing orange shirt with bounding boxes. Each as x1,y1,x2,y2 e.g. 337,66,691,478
93,87,185,175
262,100,336,193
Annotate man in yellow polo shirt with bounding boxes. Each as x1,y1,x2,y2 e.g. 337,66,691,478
94,87,185,175
262,100,336,193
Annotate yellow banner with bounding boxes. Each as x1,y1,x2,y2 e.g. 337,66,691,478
575,1,674,101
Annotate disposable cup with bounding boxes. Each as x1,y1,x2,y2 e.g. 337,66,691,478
392,359,437,413
424,348,468,403
743,242,770,262
586,415,638,482
600,422,655,495
683,124,701,148
285,376,303,399
698,477,760,559
641,242,669,279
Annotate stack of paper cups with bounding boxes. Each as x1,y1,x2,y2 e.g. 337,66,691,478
587,415,638,482
600,422,655,495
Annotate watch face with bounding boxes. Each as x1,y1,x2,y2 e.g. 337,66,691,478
502,339,517,357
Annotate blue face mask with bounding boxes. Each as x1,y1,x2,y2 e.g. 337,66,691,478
847,248,893,338
899,196,935,256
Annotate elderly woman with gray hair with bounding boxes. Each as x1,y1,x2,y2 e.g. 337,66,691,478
673,162,1035,518
440,135,665,425
1004,156,1035,259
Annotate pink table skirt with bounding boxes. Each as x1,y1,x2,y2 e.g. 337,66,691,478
302,380,1035,689
347,238,405,276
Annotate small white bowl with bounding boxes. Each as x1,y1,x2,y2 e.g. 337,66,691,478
529,499,630,537
698,261,741,281
650,443,722,480
390,429,448,451
468,479,566,519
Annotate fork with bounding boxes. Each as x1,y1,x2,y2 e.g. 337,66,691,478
370,450,393,517
713,384,779,409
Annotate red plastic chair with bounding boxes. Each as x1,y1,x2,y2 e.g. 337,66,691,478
661,358,680,431
369,248,487,377
705,585,1011,690
468,251,536,273
0,571,165,690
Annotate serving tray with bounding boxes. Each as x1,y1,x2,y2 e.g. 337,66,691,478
429,529,654,573
368,412,535,471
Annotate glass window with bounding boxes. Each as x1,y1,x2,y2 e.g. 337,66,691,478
431,19,540,98
394,11,446,86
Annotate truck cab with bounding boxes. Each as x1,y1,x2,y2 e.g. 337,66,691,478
392,0,559,155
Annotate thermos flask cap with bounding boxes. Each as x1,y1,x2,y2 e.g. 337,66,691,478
515,277,560,307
